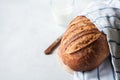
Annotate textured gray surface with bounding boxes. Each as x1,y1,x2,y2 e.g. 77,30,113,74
0,0,72,80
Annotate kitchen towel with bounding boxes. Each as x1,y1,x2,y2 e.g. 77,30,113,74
74,0,120,80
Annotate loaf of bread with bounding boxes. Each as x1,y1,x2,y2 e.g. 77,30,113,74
58,16,109,71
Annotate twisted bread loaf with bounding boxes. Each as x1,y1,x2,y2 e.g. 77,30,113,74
58,16,109,71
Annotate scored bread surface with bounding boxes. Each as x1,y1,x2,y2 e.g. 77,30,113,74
61,16,102,54
58,16,109,71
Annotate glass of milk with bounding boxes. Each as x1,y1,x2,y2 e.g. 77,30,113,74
51,0,74,27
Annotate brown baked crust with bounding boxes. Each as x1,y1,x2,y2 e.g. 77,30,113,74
58,16,109,71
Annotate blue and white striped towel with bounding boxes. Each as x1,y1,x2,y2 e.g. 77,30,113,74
74,0,120,80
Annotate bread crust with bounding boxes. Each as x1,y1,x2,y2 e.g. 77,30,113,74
58,16,109,71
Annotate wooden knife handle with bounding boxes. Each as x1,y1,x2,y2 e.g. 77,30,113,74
44,35,62,55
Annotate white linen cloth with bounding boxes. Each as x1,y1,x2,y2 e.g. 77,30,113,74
74,0,120,80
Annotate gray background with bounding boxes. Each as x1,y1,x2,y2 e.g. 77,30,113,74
0,0,74,80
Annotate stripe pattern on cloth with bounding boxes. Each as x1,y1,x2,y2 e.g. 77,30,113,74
74,0,120,80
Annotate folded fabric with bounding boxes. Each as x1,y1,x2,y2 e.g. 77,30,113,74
74,0,120,80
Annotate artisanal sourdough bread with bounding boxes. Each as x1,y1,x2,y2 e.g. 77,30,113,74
58,16,109,71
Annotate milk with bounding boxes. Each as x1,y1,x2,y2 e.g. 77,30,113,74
51,0,74,27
